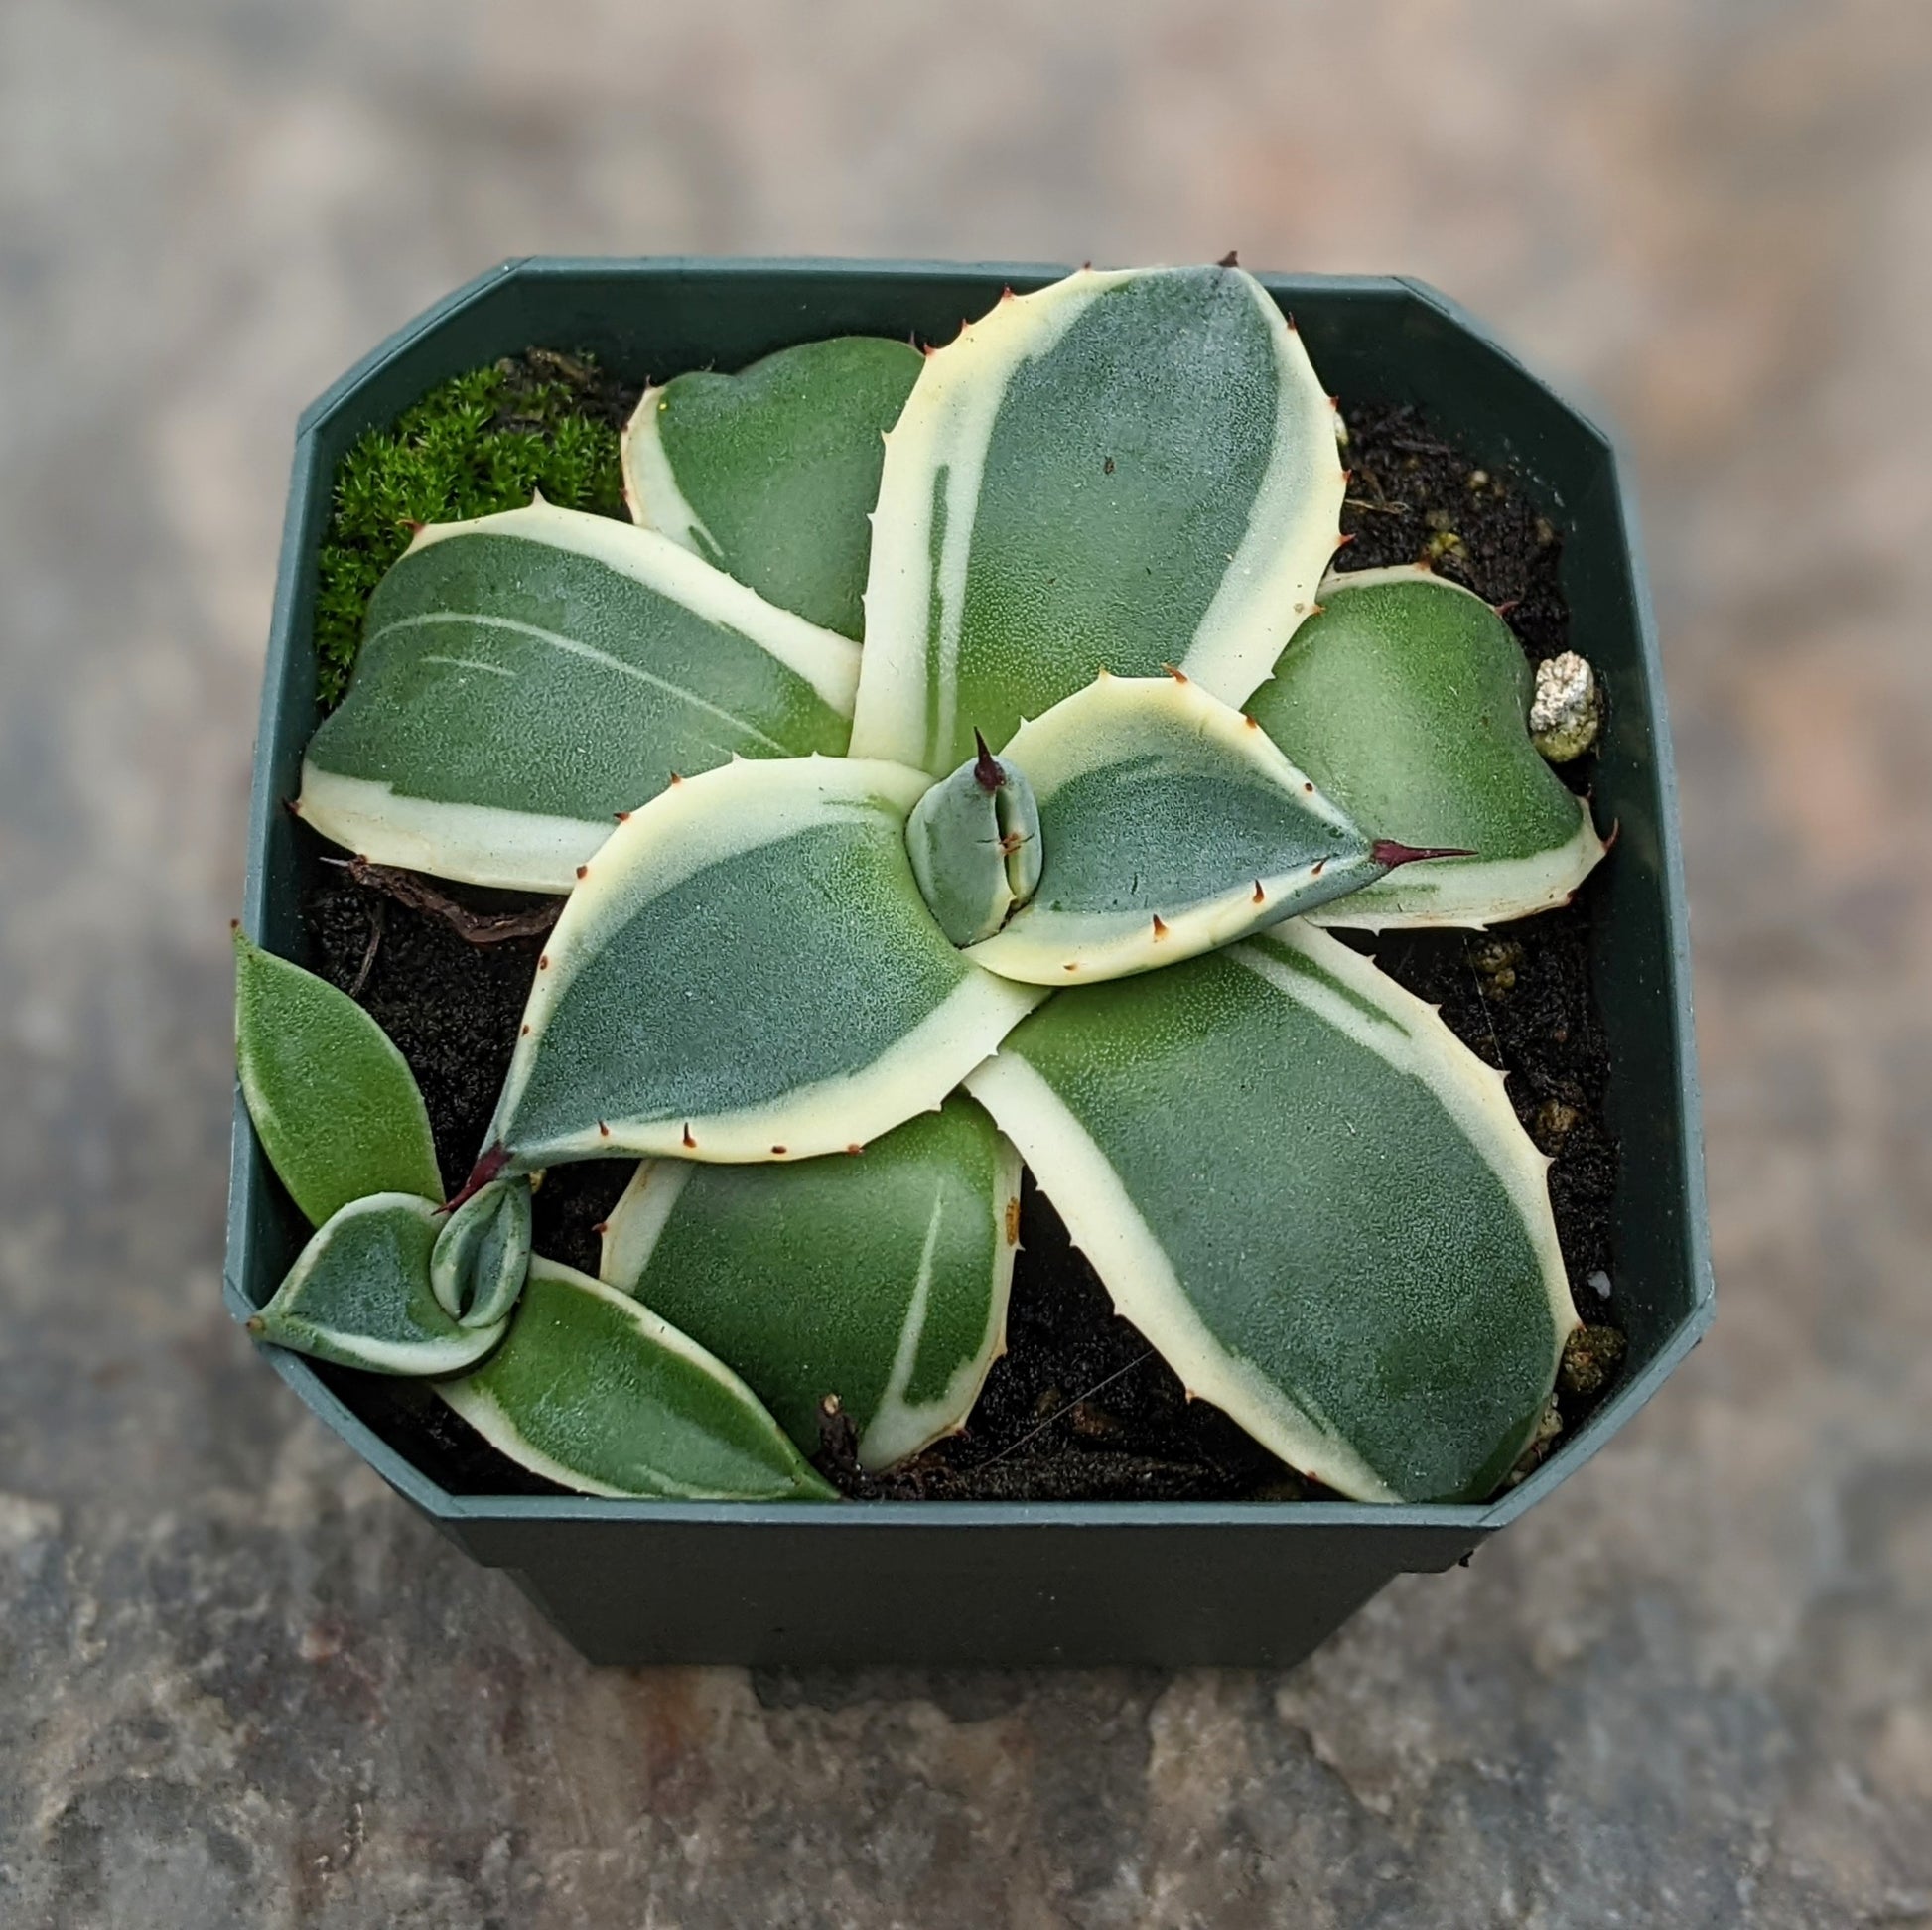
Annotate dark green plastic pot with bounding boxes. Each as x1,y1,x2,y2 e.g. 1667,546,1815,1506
226,258,1714,1668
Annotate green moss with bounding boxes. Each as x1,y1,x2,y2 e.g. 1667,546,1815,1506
313,352,628,705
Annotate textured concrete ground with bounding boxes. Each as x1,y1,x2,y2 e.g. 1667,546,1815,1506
4,1,1930,1923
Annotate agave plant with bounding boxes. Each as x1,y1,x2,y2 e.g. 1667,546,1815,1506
237,262,1608,1506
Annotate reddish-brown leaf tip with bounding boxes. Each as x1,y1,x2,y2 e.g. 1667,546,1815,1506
1151,914,1171,939
446,1144,510,1213
681,1124,697,1149
972,729,1004,793
1371,839,1474,869
1217,248,1239,268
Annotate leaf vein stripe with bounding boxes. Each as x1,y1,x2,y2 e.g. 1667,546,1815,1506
368,612,793,755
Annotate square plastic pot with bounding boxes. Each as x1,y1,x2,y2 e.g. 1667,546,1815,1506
226,258,1715,1668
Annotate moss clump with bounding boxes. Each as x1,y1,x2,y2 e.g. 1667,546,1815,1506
313,352,628,705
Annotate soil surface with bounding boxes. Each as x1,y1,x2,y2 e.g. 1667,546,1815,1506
302,384,1622,1503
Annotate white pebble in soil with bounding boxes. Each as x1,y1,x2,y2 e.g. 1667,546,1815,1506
1531,651,1603,762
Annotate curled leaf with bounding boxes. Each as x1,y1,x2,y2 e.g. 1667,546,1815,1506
904,738,1042,946
248,1192,506,1375
430,1174,533,1329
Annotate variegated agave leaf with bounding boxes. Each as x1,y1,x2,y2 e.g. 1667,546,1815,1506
960,672,1442,986
967,921,1578,1503
850,264,1344,775
600,1096,1021,1471
622,336,922,639
299,499,860,893
248,1192,508,1375
1248,566,1605,929
438,1258,835,1500
482,756,1042,1172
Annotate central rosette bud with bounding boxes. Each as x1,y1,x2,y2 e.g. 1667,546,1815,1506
905,731,1043,946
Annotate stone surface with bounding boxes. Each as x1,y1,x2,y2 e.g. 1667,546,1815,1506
4,1,1932,1923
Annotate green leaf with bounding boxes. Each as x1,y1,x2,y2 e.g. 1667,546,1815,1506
903,737,1041,947
247,1192,506,1374
233,930,442,1226
849,264,1344,775
485,755,1043,1170
299,499,861,892
1247,567,1605,928
437,1258,836,1500
965,672,1397,985
599,1097,1020,1470
430,1174,532,1329
622,337,922,639
966,922,1577,1502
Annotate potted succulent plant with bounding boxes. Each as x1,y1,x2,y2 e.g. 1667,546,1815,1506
226,257,1713,1666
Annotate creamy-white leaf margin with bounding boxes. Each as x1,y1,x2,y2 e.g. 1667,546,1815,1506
966,671,1377,985
966,922,1579,1501
599,1112,1028,1467
1279,566,1606,931
298,499,862,893
850,264,1344,773
484,755,1043,1168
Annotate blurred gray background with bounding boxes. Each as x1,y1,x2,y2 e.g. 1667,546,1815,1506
4,2,1930,1925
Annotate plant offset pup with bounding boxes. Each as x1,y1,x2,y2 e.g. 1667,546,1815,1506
242,262,1608,1504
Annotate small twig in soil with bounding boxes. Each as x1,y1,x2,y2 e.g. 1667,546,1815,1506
814,1394,866,1486
323,856,561,946
347,898,384,998
970,1350,1157,1472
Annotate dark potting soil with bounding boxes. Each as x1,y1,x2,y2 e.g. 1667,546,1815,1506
300,385,1623,1504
